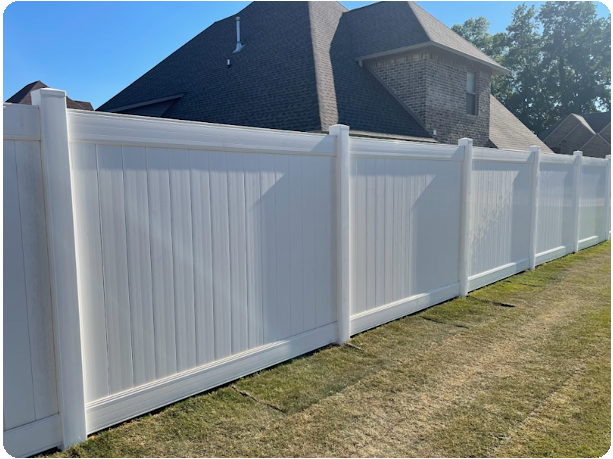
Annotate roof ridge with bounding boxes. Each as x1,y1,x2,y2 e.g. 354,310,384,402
406,1,432,42
579,132,610,152
307,1,347,129
574,113,596,134
406,1,506,71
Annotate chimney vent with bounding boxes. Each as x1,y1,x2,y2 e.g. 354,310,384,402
233,17,244,53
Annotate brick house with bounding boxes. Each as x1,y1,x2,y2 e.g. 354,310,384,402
538,112,611,158
98,1,551,152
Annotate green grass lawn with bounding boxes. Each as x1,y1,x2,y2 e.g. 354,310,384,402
47,242,611,457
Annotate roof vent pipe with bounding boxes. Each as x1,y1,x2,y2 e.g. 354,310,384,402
233,17,244,53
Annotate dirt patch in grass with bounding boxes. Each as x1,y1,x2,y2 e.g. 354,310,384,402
49,242,610,458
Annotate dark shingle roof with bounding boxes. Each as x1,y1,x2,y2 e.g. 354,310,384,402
103,1,502,139
489,95,553,153
582,112,611,133
99,2,322,131
539,112,611,142
6,80,94,110
348,2,507,73
97,1,510,140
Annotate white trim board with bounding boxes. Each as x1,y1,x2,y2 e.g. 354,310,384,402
85,323,337,434
578,235,604,250
350,282,460,336
350,137,463,162
535,245,571,266
3,414,62,458
473,148,532,164
67,111,336,157
468,258,530,291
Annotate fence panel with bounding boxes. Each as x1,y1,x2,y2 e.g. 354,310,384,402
3,104,62,456
468,149,533,290
348,140,464,334
578,157,608,249
4,94,611,456
67,111,338,433
535,155,575,264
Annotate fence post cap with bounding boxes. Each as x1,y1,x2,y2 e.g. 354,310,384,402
573,150,583,157
30,88,67,106
458,138,473,146
329,124,349,132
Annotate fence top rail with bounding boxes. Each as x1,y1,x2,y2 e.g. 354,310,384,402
582,156,609,167
540,154,575,165
349,136,464,162
473,146,533,164
67,109,337,157
3,103,41,141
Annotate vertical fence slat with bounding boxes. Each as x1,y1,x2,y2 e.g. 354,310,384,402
3,139,37,430
71,143,109,403
122,146,156,387
244,154,264,348
189,151,216,365
208,151,233,359
15,140,59,419
147,147,178,378
274,155,291,340
169,149,197,372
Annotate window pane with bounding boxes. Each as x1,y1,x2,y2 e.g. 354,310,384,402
466,72,476,93
466,93,476,115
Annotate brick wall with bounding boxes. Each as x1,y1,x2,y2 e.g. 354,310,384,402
368,52,491,146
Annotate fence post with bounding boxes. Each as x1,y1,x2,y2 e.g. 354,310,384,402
330,124,351,344
528,146,541,270
31,89,87,448
572,151,583,253
605,155,611,241
458,138,473,297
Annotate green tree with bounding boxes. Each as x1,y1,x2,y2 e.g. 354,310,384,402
451,17,505,60
453,1,611,134
499,4,548,132
538,1,611,120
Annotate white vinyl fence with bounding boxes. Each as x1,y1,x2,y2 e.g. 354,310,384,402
4,88,611,456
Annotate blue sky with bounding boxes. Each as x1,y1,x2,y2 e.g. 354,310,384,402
4,1,610,109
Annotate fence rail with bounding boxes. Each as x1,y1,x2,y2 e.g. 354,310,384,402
4,89,611,456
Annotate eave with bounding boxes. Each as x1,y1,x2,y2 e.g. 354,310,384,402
355,41,511,76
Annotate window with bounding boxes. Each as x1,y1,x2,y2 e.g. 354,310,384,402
466,72,477,115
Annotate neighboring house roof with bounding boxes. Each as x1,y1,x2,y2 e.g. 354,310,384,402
539,112,611,157
582,112,611,133
537,119,563,140
6,80,94,110
488,95,553,153
98,1,510,141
